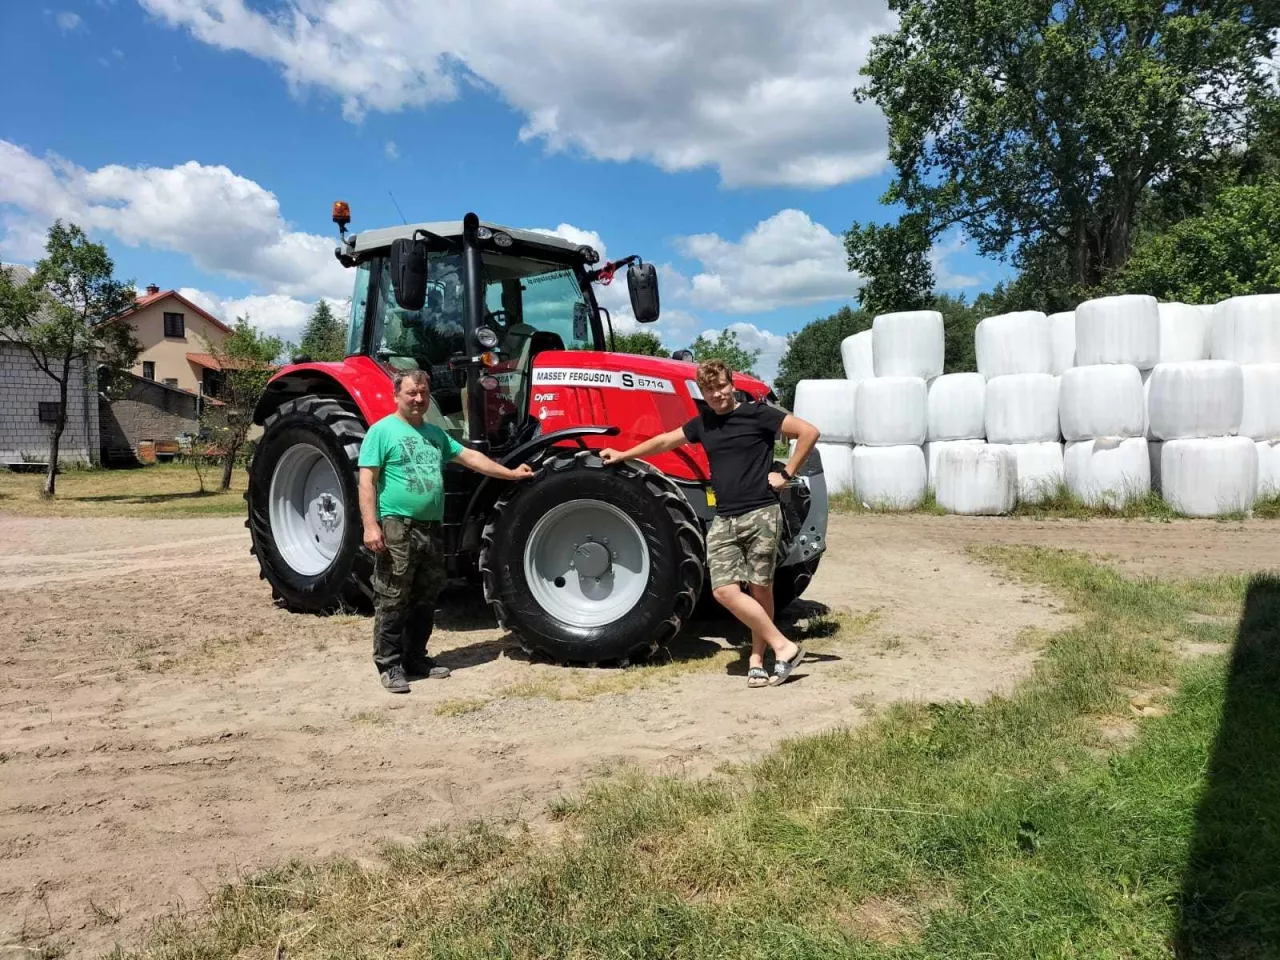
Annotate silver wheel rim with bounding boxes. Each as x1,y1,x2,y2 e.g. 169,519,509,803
522,499,650,627
268,443,346,577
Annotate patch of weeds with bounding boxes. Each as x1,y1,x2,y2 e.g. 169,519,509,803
348,711,390,727
1254,494,1280,520
89,899,122,926
434,697,489,717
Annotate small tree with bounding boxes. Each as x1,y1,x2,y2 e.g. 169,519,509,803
296,299,348,362
611,330,669,358
203,315,282,491
0,222,140,498
689,328,761,376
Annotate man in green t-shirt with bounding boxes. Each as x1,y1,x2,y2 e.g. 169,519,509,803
358,369,534,693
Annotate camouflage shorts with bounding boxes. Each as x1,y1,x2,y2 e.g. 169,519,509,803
705,503,781,591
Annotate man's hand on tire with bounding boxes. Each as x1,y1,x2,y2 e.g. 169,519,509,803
600,448,623,465
509,463,535,480
364,524,386,553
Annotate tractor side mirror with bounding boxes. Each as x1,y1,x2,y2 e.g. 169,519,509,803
627,261,660,323
389,238,429,312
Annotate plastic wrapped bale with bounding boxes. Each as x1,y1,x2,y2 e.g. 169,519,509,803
985,374,1060,444
871,311,944,379
1149,440,1163,494
927,373,986,441
840,330,875,383
934,444,1017,515
1064,437,1151,508
1160,438,1258,517
793,379,857,444
925,439,986,489
852,444,927,510
854,376,928,446
1239,363,1280,440
813,442,855,496
975,311,1053,378
1145,360,1243,440
1158,302,1212,362
1049,311,1076,376
1075,295,1160,369
1211,294,1280,363
1011,441,1064,504
1059,364,1146,441
1257,440,1280,498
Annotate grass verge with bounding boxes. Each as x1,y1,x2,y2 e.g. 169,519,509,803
0,462,247,518
110,547,1279,958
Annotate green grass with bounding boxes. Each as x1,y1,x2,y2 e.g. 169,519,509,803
0,462,247,518
112,548,1280,958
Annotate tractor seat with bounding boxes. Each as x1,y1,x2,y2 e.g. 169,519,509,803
527,331,565,358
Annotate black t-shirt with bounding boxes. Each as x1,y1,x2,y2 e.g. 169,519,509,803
682,401,787,517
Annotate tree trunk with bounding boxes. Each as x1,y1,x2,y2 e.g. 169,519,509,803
43,360,71,499
221,451,235,492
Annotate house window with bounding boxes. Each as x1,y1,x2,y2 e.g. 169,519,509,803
163,312,185,337
202,370,223,398
38,402,60,423
163,378,179,388
142,361,155,380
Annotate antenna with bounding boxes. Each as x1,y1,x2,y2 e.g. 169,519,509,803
387,190,408,225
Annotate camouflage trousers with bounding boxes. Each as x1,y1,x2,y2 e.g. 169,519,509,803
372,516,447,673
705,503,782,591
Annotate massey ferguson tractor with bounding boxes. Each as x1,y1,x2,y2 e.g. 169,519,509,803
245,205,828,665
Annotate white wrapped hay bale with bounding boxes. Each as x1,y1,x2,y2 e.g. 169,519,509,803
934,444,1017,515
1239,364,1280,440
975,311,1053,378
1075,294,1160,369
813,442,855,496
1257,440,1280,498
1211,294,1280,363
927,373,986,441
872,310,945,379
1158,302,1212,363
1059,364,1145,441
985,373,1060,444
854,376,928,446
793,379,858,444
925,439,986,488
1064,437,1151,508
852,444,927,510
1160,438,1258,517
1049,311,1076,376
1145,361,1243,440
840,330,875,383
1011,441,1064,504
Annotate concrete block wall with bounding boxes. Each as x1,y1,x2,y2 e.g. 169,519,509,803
0,343,100,465
99,375,200,465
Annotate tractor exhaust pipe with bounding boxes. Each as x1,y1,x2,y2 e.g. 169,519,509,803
462,212,488,447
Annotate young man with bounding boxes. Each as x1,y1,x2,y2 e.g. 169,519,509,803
601,359,821,687
359,369,534,694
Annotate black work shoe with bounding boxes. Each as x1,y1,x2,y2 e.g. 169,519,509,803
405,656,451,680
380,665,410,693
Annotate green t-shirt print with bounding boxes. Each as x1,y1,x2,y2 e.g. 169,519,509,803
357,414,464,522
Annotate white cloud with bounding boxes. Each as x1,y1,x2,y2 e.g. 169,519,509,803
384,140,399,161
676,209,862,314
929,231,982,291
695,322,789,385
179,287,349,346
138,0,892,188
0,139,349,298
55,11,83,31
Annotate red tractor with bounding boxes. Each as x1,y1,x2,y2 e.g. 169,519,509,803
245,206,829,664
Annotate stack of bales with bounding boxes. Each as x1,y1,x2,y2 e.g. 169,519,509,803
1210,294,1280,502
976,311,1061,505
791,378,857,495
848,310,943,510
1060,296,1155,507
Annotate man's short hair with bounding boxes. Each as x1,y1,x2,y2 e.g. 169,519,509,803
393,369,431,394
695,358,734,387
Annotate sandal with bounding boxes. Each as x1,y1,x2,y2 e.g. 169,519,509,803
747,666,770,688
768,642,805,686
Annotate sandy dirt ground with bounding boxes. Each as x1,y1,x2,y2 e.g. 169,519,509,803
1,512,1277,957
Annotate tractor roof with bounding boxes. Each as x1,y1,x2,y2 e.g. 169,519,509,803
348,221,590,260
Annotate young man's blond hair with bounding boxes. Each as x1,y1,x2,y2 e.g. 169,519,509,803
695,358,733,388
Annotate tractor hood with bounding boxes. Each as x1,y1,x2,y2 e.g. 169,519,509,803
529,350,772,403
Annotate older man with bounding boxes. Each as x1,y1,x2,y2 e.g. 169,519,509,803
358,369,533,693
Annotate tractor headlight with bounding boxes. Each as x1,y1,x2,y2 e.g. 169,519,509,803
474,326,499,349
492,231,513,247
476,226,493,240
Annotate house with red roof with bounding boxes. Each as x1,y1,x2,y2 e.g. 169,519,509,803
114,284,232,396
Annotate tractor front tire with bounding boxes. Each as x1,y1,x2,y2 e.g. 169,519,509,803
480,450,705,664
246,396,371,612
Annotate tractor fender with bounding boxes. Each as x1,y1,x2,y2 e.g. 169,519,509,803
457,425,621,555
783,446,828,568
252,357,395,427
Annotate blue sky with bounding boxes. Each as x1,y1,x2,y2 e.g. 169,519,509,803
0,0,1003,381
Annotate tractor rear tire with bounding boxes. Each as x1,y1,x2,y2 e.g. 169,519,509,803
479,449,705,664
246,396,371,612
